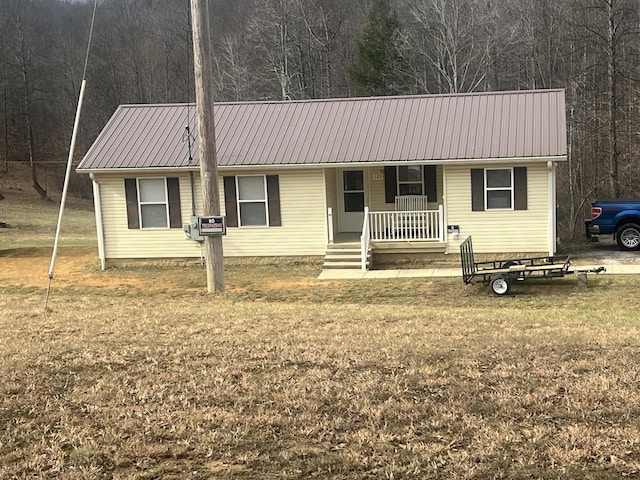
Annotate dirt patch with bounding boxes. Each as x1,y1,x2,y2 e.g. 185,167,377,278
1,247,146,290
0,247,326,298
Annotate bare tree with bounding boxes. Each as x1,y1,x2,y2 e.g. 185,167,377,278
0,5,7,176
214,34,253,101
402,0,495,93
248,0,299,100
295,0,346,98
574,0,639,198
4,12,47,198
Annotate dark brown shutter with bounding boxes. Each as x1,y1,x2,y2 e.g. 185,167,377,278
266,175,282,227
471,169,485,212
514,167,527,211
223,176,238,227
384,166,397,203
424,165,437,201
124,178,140,229
166,177,182,228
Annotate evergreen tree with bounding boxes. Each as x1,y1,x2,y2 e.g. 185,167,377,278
349,0,407,96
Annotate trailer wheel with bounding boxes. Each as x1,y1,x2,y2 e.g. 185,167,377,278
616,223,640,251
490,276,511,296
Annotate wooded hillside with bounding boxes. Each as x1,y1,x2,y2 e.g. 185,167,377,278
1,0,639,237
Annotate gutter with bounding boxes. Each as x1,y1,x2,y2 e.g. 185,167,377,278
76,156,568,175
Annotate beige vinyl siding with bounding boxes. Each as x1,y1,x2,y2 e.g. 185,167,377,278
221,169,327,256
97,173,202,259
324,169,338,235
445,163,549,254
96,169,328,259
368,167,387,211
369,165,443,211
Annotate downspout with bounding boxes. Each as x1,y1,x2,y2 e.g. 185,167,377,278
548,161,556,256
186,125,197,217
90,173,106,270
189,171,196,216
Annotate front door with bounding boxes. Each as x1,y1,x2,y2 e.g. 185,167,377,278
339,169,366,232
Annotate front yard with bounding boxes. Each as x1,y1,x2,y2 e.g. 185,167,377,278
2,187,640,478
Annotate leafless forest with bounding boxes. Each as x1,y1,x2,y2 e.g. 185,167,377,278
1,0,639,237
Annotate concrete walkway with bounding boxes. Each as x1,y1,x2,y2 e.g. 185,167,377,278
317,263,640,280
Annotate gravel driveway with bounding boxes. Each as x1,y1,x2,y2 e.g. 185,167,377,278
569,236,640,265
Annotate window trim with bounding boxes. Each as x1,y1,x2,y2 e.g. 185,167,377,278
397,165,424,196
484,168,514,210
236,175,269,227
137,177,170,229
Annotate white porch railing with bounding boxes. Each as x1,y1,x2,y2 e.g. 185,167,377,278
368,205,444,242
361,206,370,271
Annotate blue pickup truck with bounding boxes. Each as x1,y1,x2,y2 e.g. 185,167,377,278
588,199,640,250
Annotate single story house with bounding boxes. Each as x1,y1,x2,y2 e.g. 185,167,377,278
76,89,567,270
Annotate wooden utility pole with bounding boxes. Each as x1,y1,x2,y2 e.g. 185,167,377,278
190,0,225,292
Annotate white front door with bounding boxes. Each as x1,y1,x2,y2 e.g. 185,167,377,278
339,169,366,232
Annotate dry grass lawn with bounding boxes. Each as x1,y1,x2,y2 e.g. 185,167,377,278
2,185,640,479
2,265,640,479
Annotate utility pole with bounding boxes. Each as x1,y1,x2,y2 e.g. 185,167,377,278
190,0,225,292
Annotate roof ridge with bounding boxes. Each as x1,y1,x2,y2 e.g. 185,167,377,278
118,89,565,109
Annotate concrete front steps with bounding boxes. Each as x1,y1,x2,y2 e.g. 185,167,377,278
322,242,369,270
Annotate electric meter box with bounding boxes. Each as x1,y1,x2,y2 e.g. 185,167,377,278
183,216,203,241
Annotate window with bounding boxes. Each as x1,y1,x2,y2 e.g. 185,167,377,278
237,175,268,226
471,167,527,212
485,168,513,209
397,165,423,196
124,177,182,230
384,165,437,204
223,175,281,228
138,178,170,228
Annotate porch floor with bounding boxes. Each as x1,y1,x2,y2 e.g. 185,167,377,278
333,232,361,244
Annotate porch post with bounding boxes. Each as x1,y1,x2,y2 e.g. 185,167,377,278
327,207,334,244
361,206,370,272
438,204,445,242
548,161,556,255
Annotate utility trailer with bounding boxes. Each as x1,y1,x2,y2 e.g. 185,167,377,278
460,236,604,295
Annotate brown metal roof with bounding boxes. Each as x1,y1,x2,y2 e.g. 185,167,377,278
77,89,566,171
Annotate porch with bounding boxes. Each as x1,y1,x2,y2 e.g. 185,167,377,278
323,165,447,271
324,206,447,271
